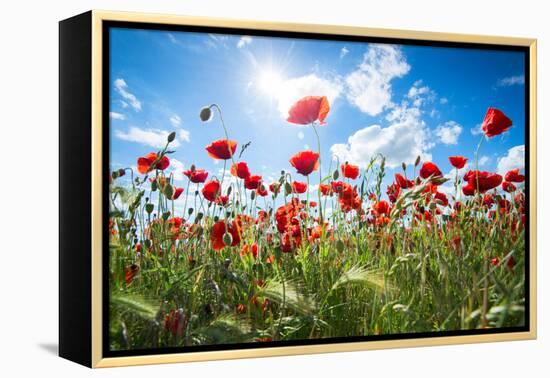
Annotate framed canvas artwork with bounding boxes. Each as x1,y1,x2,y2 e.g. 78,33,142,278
59,10,537,367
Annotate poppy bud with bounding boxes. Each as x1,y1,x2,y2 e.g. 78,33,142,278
401,162,407,172
199,106,213,122
162,211,171,221
223,232,233,246
112,170,119,179
415,156,421,167
333,169,339,180
227,186,232,196
167,131,176,143
250,191,256,200
284,182,292,196
145,203,154,214
151,180,158,192
190,164,196,172
188,208,194,215
163,184,174,199
118,168,126,177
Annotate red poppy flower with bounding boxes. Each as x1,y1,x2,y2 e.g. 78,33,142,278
375,200,390,215
137,152,170,174
341,163,360,180
419,162,443,180
241,243,259,258
124,264,140,284
281,231,301,253
216,195,229,206
172,187,184,200
287,95,330,125
483,194,495,207
244,174,262,190
330,181,345,194
256,184,268,197
230,161,251,179
395,173,414,189
449,156,468,169
505,168,525,183
386,182,401,203
463,170,503,193
292,181,308,194
337,183,361,213
481,108,513,138
201,180,221,202
269,182,280,195
319,183,332,196
184,169,209,183
135,243,141,253
502,181,517,193
168,217,184,230
289,150,320,176
256,210,269,225
210,220,241,251
206,139,237,160
164,309,185,337
434,191,449,207
275,199,303,234
462,183,475,196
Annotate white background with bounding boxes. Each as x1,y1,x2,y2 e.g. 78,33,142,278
0,0,547,376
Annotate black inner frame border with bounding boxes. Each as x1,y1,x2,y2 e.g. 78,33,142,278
102,20,531,358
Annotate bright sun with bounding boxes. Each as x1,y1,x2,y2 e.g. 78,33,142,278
258,70,284,95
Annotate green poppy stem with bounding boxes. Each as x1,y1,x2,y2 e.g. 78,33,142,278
311,123,323,223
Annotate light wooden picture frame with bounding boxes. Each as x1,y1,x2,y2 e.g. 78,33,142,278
59,10,537,368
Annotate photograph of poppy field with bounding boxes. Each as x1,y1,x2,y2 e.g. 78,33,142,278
107,28,527,351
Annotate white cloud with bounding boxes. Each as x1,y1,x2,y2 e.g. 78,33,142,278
274,73,343,119
114,78,142,111
170,114,181,127
237,36,252,48
330,113,431,169
497,145,525,175
344,44,410,116
332,79,439,169
178,128,191,143
440,97,448,104
470,123,483,136
115,127,182,149
119,100,129,109
109,112,125,120
297,131,305,140
168,158,185,181
340,46,349,59
435,121,462,145
478,155,491,167
497,75,525,87
406,80,436,107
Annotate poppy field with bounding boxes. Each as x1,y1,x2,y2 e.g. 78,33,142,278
108,96,526,351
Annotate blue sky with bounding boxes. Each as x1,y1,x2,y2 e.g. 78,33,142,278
109,27,526,201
